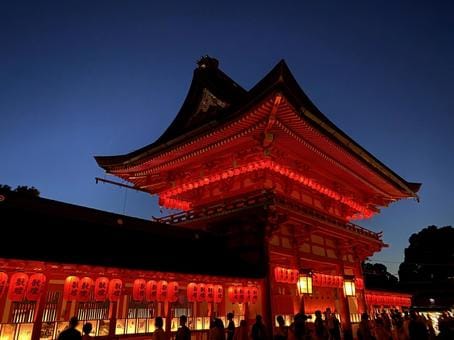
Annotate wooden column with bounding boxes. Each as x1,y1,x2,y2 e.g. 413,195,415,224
31,283,48,340
108,301,117,337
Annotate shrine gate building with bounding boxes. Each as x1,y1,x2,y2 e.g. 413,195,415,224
0,57,417,339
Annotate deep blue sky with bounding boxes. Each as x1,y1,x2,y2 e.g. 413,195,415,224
1,1,453,275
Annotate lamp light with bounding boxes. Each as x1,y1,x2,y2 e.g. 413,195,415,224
343,276,356,297
297,270,313,295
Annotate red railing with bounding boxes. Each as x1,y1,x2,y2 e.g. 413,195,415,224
154,191,382,241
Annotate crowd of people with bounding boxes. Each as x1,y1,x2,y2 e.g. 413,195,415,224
55,309,454,340
357,310,454,340
55,316,93,340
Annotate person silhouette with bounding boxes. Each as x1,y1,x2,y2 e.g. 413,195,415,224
82,322,92,340
57,316,82,340
175,315,191,340
274,315,288,340
153,317,166,340
252,315,268,340
227,312,235,340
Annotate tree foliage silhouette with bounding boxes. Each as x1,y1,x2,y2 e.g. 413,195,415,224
362,262,399,290
399,225,454,284
0,184,40,197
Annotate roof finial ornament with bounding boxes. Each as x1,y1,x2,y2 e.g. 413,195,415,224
197,55,219,69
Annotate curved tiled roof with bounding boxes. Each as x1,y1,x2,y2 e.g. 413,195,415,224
95,57,420,198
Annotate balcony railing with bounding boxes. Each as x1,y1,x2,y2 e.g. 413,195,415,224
154,191,382,241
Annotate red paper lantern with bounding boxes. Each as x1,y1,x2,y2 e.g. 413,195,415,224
8,273,29,301
282,269,289,283
228,286,241,303
26,273,46,301
227,286,237,303
146,280,158,302
356,278,364,290
167,282,179,302
196,283,207,302
244,286,252,303
206,284,214,303
108,279,122,301
63,276,79,301
187,283,198,302
133,279,146,302
371,295,377,305
157,280,168,302
288,270,298,284
0,272,8,298
250,286,259,304
312,274,319,286
237,286,245,303
78,277,93,302
94,277,109,302
329,275,334,287
214,284,223,303
274,267,282,282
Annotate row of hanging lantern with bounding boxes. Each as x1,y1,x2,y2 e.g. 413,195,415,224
186,283,223,303
132,279,179,302
159,159,374,217
274,268,359,298
312,273,343,288
366,294,411,307
0,273,256,304
63,276,123,302
0,272,46,301
274,267,299,283
227,286,259,304
63,277,180,303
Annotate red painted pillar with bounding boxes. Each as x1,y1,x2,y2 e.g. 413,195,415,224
31,283,48,340
108,301,117,337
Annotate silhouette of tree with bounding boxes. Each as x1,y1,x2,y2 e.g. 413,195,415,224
14,185,40,197
399,225,454,307
362,262,399,290
0,184,12,193
399,225,454,283
0,184,40,197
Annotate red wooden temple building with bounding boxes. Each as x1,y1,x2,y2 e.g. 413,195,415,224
0,57,417,339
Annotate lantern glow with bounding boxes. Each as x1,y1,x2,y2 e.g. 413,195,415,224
343,276,356,297
297,271,312,295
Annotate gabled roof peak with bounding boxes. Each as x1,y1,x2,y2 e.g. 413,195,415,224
197,55,219,70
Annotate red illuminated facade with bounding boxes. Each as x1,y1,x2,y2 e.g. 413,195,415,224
95,56,419,333
0,57,419,339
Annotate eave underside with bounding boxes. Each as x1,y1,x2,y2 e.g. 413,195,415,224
106,95,416,215
95,61,419,203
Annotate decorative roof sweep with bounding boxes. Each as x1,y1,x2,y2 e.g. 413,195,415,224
95,56,247,168
95,56,420,217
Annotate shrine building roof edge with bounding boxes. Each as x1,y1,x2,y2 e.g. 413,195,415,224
94,57,421,198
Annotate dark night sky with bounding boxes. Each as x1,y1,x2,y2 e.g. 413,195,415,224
1,1,453,275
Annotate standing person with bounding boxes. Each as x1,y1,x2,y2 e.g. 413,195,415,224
274,315,288,340
293,313,307,340
153,317,167,340
357,313,374,340
328,313,341,340
252,315,268,340
227,312,236,340
82,322,93,340
57,316,82,340
408,311,429,340
210,318,226,340
175,315,191,340
314,311,328,340
234,320,249,340
324,308,341,340
374,318,391,340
